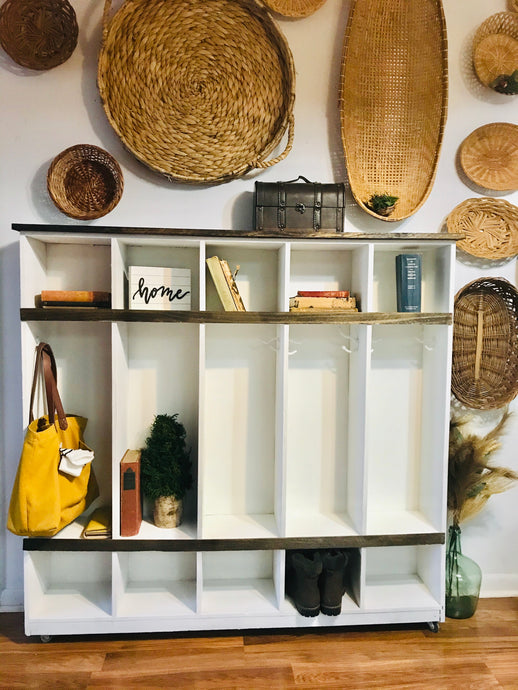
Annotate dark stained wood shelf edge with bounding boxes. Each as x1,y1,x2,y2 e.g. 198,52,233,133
20,308,452,325
23,532,445,551
12,223,464,242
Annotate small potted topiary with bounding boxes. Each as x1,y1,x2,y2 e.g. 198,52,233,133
140,413,193,528
366,193,399,217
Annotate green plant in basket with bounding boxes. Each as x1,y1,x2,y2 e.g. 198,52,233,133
140,413,193,528
366,193,399,217
490,70,518,95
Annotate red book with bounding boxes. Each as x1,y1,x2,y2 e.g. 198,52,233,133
120,449,142,537
297,290,350,298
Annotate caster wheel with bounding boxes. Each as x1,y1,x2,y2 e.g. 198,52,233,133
426,621,439,633
40,635,53,643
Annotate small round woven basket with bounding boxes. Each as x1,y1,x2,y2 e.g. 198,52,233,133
447,197,518,260
452,277,518,409
0,0,78,70
98,0,295,184
460,122,518,192
472,11,518,88
262,0,327,17
47,144,124,220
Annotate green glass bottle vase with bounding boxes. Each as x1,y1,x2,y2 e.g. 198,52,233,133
445,524,482,619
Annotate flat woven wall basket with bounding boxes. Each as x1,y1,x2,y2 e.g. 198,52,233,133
47,144,124,220
98,0,295,184
0,0,78,70
262,0,327,17
446,197,518,260
452,277,518,410
340,0,448,221
472,11,518,89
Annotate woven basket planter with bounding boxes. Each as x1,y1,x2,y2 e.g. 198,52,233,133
340,0,448,221
98,0,295,184
447,197,518,260
460,122,518,192
262,0,327,17
0,0,78,70
452,278,518,409
47,144,124,220
472,12,518,89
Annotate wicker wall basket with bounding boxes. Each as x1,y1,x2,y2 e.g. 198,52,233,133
339,0,448,221
460,122,518,192
472,12,518,89
262,0,327,17
0,0,78,70
447,197,518,260
47,144,124,220
452,278,518,409
98,0,295,184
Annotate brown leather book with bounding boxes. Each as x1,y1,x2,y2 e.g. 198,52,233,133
120,449,142,537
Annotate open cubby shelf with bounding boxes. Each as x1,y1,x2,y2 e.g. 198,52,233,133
15,225,456,636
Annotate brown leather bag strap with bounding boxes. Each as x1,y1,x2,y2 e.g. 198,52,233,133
29,342,68,430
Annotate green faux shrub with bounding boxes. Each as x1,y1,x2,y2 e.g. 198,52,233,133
140,414,193,501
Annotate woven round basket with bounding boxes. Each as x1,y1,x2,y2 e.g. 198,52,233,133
447,197,518,260
262,0,327,17
0,0,78,70
47,144,124,220
452,277,518,409
340,0,448,221
511,0,518,12
460,122,518,192
472,11,518,88
98,0,295,184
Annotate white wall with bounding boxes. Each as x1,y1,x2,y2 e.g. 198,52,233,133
1,0,517,609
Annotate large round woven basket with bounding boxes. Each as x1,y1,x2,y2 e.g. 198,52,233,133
98,0,295,184
460,122,518,192
0,0,78,70
447,197,518,260
472,11,518,89
452,277,518,409
340,0,448,221
262,0,327,17
47,144,124,220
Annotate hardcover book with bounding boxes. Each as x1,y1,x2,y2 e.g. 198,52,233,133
289,295,357,311
206,256,246,311
120,449,142,537
39,290,111,308
396,254,422,312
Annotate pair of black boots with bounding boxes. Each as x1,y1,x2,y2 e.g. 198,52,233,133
286,549,349,617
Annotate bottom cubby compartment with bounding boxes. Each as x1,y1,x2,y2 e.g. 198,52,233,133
25,551,112,620
362,545,443,612
200,550,281,617
114,551,197,617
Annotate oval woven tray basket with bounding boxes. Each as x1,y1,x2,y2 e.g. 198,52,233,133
47,144,124,220
452,277,518,409
339,0,448,221
262,0,327,17
460,122,518,192
98,0,295,184
472,11,518,88
0,0,78,70
447,197,518,260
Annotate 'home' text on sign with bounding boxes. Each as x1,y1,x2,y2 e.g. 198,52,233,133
129,266,191,310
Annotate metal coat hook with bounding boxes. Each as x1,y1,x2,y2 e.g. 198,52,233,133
415,336,435,351
337,329,358,353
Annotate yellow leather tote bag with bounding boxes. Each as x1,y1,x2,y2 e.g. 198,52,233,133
7,342,98,537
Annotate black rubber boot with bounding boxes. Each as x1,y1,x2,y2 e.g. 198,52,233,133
320,549,349,616
286,550,322,617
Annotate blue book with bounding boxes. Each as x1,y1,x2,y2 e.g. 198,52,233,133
396,254,422,312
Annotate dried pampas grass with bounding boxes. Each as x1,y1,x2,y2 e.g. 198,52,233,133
448,408,518,525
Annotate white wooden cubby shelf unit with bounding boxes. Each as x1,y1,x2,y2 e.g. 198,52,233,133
15,225,458,637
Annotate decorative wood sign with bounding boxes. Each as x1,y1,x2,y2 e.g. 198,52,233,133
129,266,191,310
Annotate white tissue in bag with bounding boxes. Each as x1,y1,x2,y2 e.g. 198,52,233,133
59,447,95,477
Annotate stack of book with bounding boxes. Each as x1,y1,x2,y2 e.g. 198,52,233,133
38,290,111,308
289,290,357,312
206,256,246,311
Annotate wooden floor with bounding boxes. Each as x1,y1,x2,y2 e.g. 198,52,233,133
1,599,517,689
